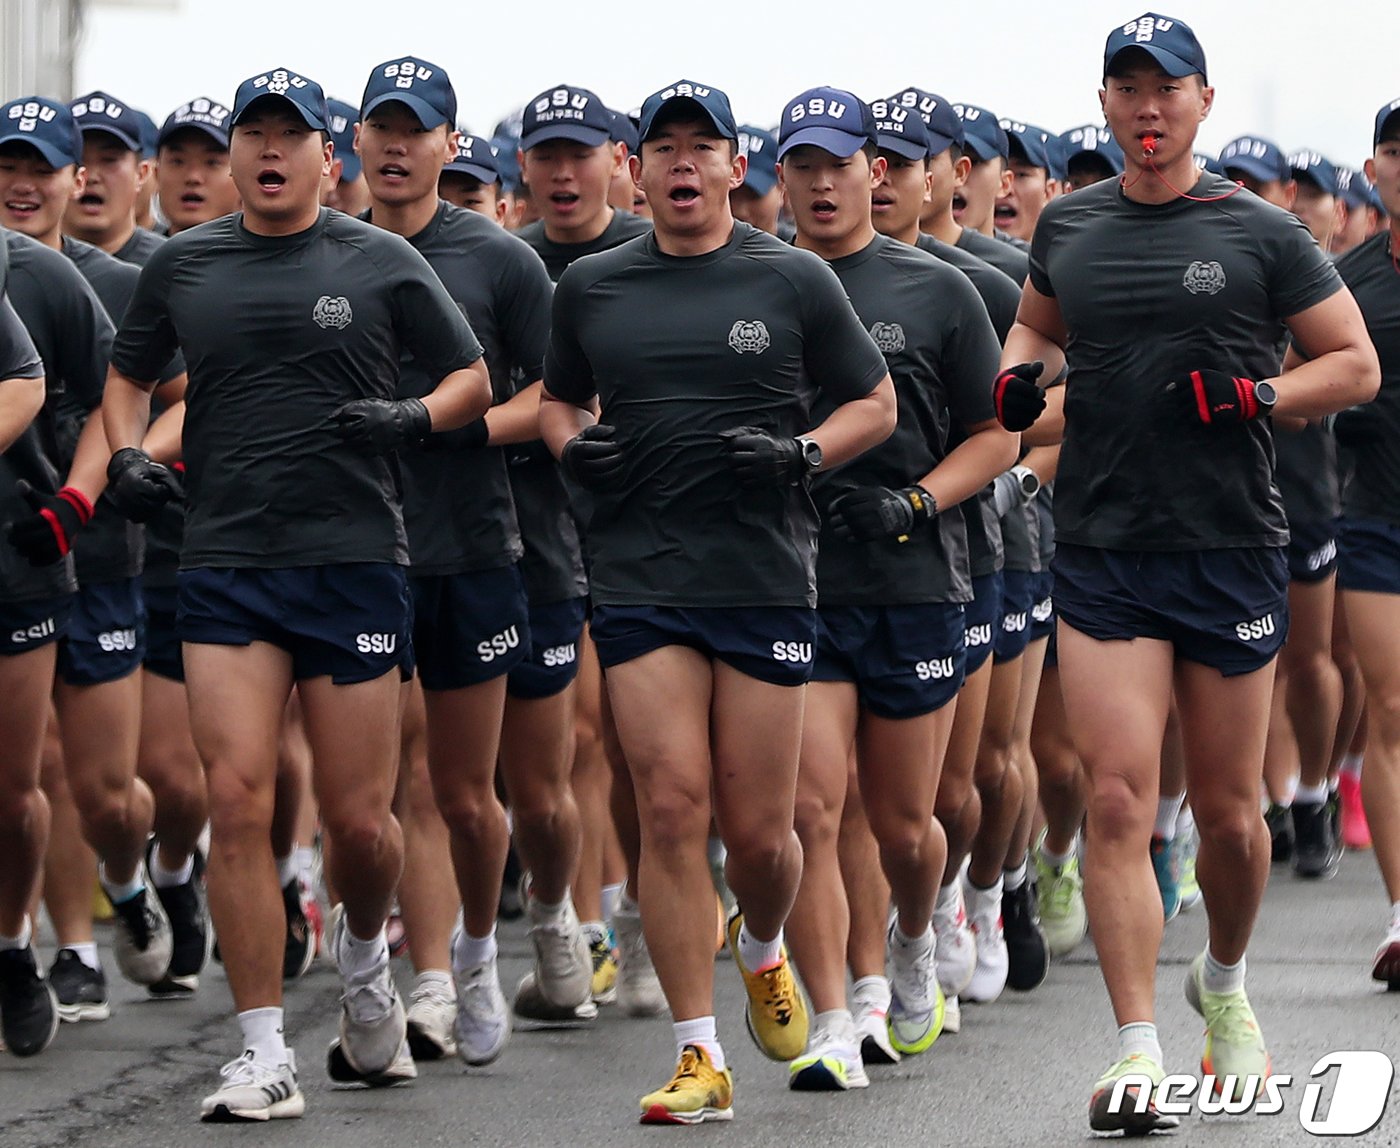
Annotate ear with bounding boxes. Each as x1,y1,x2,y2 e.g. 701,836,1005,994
612,140,626,176
352,122,363,157
731,150,747,193
628,151,642,189
953,154,972,187
1199,84,1215,120
1282,179,1297,212
494,196,508,226
322,138,334,179
1098,88,1108,117
923,165,934,203
998,164,1013,197
1364,156,1377,183
869,154,888,189
444,127,460,165
71,166,87,200
136,158,153,191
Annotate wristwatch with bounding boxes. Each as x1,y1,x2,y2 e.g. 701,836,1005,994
1253,380,1278,416
797,436,823,475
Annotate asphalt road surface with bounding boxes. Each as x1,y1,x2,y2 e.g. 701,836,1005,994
2,852,1398,1148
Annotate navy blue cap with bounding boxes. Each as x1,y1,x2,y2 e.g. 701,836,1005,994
1289,150,1338,194
736,124,779,196
1104,13,1207,83
159,97,232,149
69,91,143,152
1375,98,1400,148
777,88,875,160
1044,132,1069,182
1060,125,1125,175
1000,119,1050,170
444,134,499,184
521,85,613,151
324,99,360,183
638,80,737,145
0,97,83,168
1218,135,1289,183
1365,179,1385,214
1335,168,1371,210
1194,151,1226,177
133,108,158,158
870,97,932,161
231,68,329,132
490,128,522,194
361,57,455,131
953,104,1008,163
609,109,638,153
888,88,963,156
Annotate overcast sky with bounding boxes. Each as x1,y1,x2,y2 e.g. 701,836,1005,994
76,0,1394,167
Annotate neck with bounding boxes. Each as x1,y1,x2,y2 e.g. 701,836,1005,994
797,218,876,262
923,210,962,246
32,225,61,251
368,193,439,239
96,220,137,255
884,217,921,247
544,204,613,246
242,203,321,238
1119,154,1200,205
653,211,734,258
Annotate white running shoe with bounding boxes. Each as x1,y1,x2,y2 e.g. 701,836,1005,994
452,948,510,1066
201,1050,304,1123
789,1012,869,1091
962,878,1008,1004
933,882,977,998
333,916,407,1077
527,896,592,1009
613,895,667,1017
852,994,901,1066
942,995,962,1034
887,923,944,1056
406,975,457,1061
110,870,173,987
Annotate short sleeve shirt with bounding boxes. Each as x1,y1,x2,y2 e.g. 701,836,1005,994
958,227,1029,285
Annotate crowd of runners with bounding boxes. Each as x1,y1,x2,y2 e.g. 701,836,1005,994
0,8,1396,1135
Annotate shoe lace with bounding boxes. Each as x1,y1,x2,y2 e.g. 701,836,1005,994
755,962,797,1024
1044,863,1080,915
409,979,454,1010
666,1045,713,1090
219,1051,277,1088
458,965,502,1022
1203,991,1262,1050
341,964,394,1023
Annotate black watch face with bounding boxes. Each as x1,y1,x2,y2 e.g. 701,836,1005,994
1256,381,1278,408
803,440,823,468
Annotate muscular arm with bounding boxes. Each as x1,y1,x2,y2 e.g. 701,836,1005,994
0,375,44,455
1003,282,1069,446
1274,289,1380,418
804,375,898,469
540,390,599,459
483,378,544,446
420,359,493,432
102,365,159,453
916,418,1019,510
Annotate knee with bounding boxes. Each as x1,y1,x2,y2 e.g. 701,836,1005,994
0,782,44,829
793,789,840,848
67,772,128,834
870,809,929,867
1084,772,1151,842
322,808,393,859
434,784,505,839
1192,801,1262,855
724,829,794,877
639,787,709,852
1366,691,1400,744
206,771,274,841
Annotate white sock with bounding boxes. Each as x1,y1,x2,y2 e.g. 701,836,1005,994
737,922,783,972
1341,752,1364,779
813,1007,854,1042
0,916,32,951
150,849,194,889
601,882,623,924
1175,804,1195,837
851,974,891,1012
1118,1021,1163,1065
1039,836,1076,867
337,925,388,978
934,880,960,916
528,892,569,922
1202,949,1246,994
1154,794,1184,840
673,1016,724,1069
99,862,145,905
1280,775,1298,806
237,1006,287,1064
454,927,497,969
67,942,101,972
967,875,1003,913
275,852,298,890
294,845,314,882
1003,855,1029,891
892,922,934,954
1295,782,1328,805
415,969,454,996
706,837,726,868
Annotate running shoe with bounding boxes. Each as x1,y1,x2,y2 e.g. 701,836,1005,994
583,923,618,1005
886,923,945,1055
727,907,808,1062
639,1044,733,1125
932,882,977,997
1339,772,1372,850
1184,952,1271,1103
1033,833,1088,956
405,975,457,1061
790,1012,869,1091
1172,826,1202,912
0,945,58,1057
498,845,524,921
613,894,666,1017
49,949,110,1023
962,880,1007,1004
1265,802,1294,863
1150,835,1181,922
110,875,173,986
332,915,408,1078
941,994,961,1035
1291,799,1342,880
282,878,315,981
201,1050,304,1122
1371,921,1400,990
1088,1053,1179,1134
1002,879,1050,991
526,896,592,1010
452,946,510,1065
150,855,211,997
852,990,901,1065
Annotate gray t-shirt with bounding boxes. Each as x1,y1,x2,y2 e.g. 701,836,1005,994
1030,176,1342,551
114,227,166,267
958,226,1029,285
545,222,889,608
111,209,484,569
813,234,1000,605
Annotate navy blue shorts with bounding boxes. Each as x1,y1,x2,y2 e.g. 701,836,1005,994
409,566,530,692
963,572,1002,675
993,568,1035,664
142,581,183,682
812,603,966,718
1053,544,1289,677
507,596,587,700
0,594,73,657
1029,570,1055,642
177,564,411,685
1338,518,1400,595
1286,519,1338,583
591,604,816,687
57,577,145,687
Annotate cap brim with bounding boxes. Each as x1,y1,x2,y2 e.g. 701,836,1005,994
1007,137,1048,170
962,138,1003,163
361,92,448,130
158,121,229,150
638,97,736,145
1221,156,1285,183
777,126,868,160
876,134,928,161
1106,44,1201,79
741,168,778,196
925,130,957,157
520,123,610,151
444,162,498,183
1067,149,1123,175
1291,167,1333,191
0,131,77,169
77,124,143,152
232,93,325,131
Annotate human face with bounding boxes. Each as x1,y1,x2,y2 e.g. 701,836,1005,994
954,156,1009,233
1066,154,1116,191
633,117,742,250
729,183,781,234
519,138,620,238
1331,199,1370,255
1101,61,1213,173
65,133,144,244
608,146,635,212
358,103,456,209
439,172,506,223
229,106,331,233
0,143,82,245
922,148,967,226
1292,178,1341,247
1225,171,1295,211
157,130,240,232
1365,138,1400,222
995,158,1049,240
780,145,883,258
872,150,929,240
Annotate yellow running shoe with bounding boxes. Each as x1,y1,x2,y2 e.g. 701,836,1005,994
639,1044,733,1125
587,926,618,1004
726,907,808,1062
1088,1053,1179,1134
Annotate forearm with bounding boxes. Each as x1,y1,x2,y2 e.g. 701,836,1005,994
420,361,492,432
0,376,44,455
806,376,897,469
484,379,544,446
917,422,1020,511
65,413,114,504
102,367,157,453
1271,345,1380,420
1021,443,1060,485
141,401,185,464
540,391,598,458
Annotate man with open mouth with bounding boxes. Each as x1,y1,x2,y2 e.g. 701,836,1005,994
153,97,240,236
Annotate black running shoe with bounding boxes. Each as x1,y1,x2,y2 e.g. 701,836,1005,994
151,876,210,996
1002,879,1049,992
49,949,110,1022
1266,803,1294,863
0,946,59,1057
499,845,525,921
1292,800,1342,880
282,879,314,980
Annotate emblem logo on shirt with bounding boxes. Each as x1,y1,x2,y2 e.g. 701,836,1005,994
313,296,354,330
1182,261,1226,296
869,322,906,354
729,320,770,354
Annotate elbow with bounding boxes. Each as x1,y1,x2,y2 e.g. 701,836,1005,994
465,361,493,422
16,375,45,427
871,376,898,445
1356,346,1382,406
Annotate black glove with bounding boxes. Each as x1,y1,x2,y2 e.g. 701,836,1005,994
1177,369,1264,426
425,417,489,451
993,361,1046,431
332,397,432,454
7,481,92,565
561,424,625,490
1330,405,1383,449
828,485,937,542
718,426,805,487
106,447,183,524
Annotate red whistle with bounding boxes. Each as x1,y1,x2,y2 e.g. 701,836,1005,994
1142,135,1158,156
